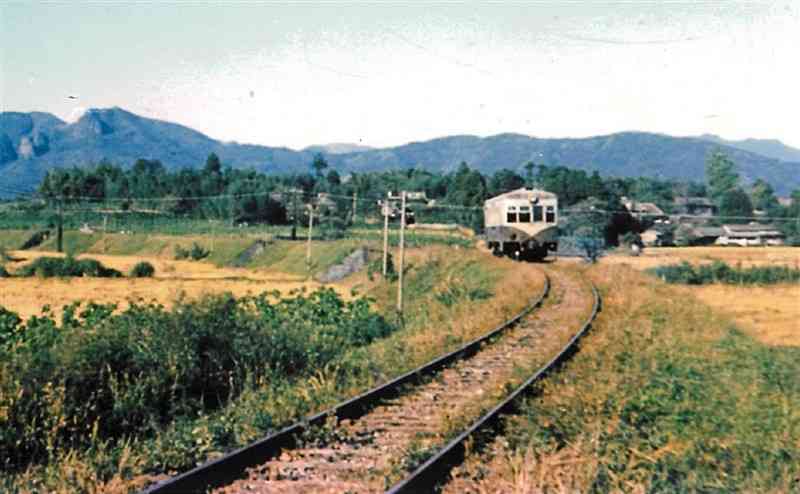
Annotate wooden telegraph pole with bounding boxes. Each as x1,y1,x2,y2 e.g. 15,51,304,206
56,197,64,253
306,203,314,273
397,191,407,313
352,190,358,224
382,197,390,276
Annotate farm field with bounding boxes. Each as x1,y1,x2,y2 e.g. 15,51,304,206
603,246,800,347
603,245,800,269
0,250,331,322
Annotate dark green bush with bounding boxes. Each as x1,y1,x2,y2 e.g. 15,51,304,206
190,242,210,260
129,261,155,278
18,256,122,278
0,288,393,472
0,265,9,278
649,260,800,285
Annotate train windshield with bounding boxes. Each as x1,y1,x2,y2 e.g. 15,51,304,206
532,205,543,222
546,206,556,223
506,206,518,223
519,206,531,222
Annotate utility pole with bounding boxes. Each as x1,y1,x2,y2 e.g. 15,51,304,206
103,214,108,253
306,203,314,273
57,197,64,253
382,198,390,276
352,190,358,224
291,189,298,241
397,191,406,313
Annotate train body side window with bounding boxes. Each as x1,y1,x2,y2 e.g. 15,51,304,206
546,206,556,223
533,205,543,222
518,206,531,222
506,206,518,223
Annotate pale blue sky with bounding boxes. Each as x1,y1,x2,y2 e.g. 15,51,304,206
2,1,798,149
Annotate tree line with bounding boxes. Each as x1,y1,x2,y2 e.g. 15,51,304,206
30,150,800,244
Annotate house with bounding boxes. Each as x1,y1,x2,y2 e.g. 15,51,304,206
622,197,667,219
716,223,786,246
688,226,725,245
778,197,794,208
674,197,717,217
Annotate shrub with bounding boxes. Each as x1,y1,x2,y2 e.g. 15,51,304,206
0,265,9,278
649,260,800,285
18,256,122,278
190,242,210,260
129,261,155,278
0,289,393,472
176,242,209,261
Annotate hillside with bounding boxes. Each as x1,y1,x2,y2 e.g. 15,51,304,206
1,107,798,197
698,134,800,163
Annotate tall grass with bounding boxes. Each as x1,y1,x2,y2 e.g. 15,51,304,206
454,264,800,492
0,289,392,476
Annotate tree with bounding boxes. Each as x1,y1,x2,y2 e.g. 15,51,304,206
750,179,779,212
204,153,222,175
489,169,525,196
706,151,739,201
311,153,328,177
523,161,536,187
326,169,341,186
719,188,753,223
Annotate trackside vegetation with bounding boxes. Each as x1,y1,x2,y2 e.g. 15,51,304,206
648,260,800,285
1,246,540,493
0,289,391,481
456,264,800,492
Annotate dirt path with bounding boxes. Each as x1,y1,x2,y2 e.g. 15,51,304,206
215,267,593,493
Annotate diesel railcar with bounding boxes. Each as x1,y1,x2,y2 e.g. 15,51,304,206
484,187,559,261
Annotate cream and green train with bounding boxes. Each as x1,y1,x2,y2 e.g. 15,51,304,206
484,187,559,261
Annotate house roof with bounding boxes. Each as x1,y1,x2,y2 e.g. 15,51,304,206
485,188,557,204
722,223,785,237
693,226,724,237
675,197,715,207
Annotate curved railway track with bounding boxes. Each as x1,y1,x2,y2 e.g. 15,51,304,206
142,271,552,494
388,275,600,493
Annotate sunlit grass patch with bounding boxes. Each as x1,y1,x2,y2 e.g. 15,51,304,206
454,264,800,492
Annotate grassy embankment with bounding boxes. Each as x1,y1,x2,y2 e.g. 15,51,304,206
2,237,545,493
451,263,799,492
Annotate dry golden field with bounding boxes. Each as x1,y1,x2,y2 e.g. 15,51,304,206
601,246,800,347
603,245,800,269
0,250,335,321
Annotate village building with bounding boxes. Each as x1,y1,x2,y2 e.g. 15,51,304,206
673,197,717,218
716,223,786,246
621,197,668,222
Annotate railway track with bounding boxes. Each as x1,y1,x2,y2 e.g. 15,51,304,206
141,271,551,494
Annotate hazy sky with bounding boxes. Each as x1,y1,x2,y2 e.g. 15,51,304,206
2,1,798,149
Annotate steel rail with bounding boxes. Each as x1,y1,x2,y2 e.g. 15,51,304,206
141,275,550,494
387,280,601,494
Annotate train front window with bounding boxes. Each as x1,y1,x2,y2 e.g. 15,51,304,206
546,206,556,223
532,205,543,222
506,206,518,223
518,206,531,222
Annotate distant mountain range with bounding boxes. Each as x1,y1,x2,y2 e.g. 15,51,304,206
1,107,798,198
697,134,800,163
